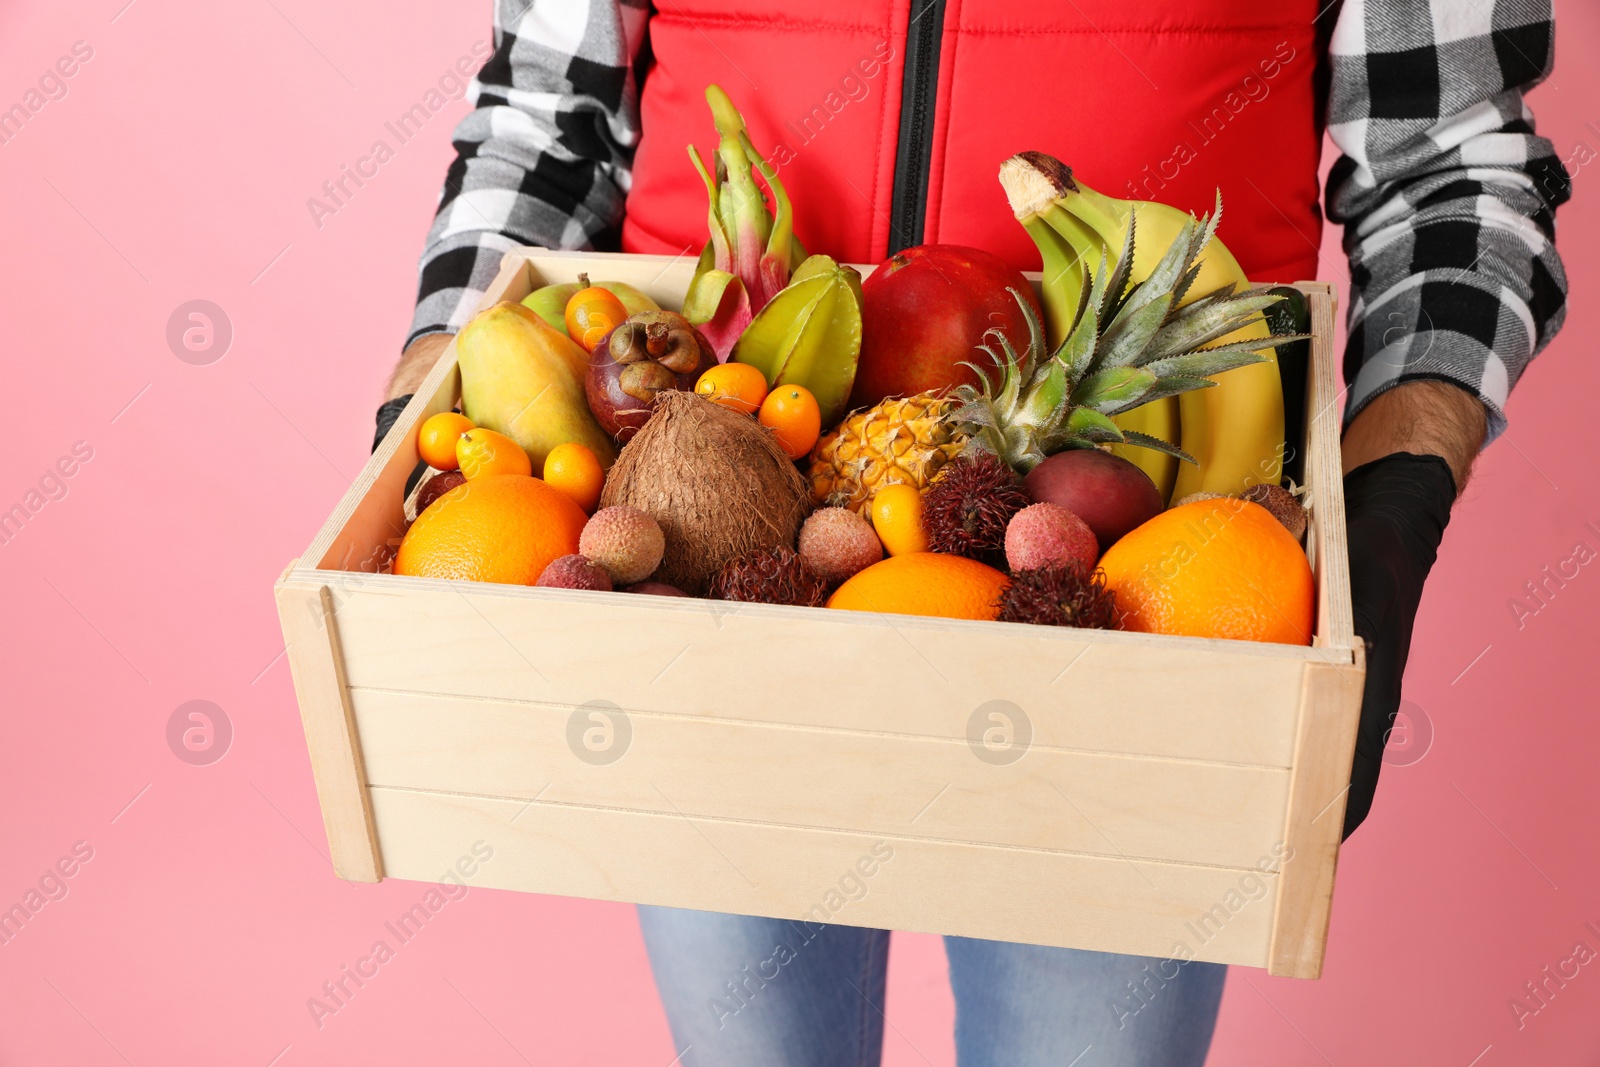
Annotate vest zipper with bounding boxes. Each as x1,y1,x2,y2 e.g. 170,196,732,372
887,0,947,254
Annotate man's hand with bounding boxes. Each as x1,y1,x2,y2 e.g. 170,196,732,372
373,333,456,453
1338,381,1486,838
388,333,454,401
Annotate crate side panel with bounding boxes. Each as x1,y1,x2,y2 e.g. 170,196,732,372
368,785,1275,967
330,586,1307,767
273,581,383,881
351,689,1292,869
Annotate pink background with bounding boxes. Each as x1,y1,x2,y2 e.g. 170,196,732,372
1,1,1595,1063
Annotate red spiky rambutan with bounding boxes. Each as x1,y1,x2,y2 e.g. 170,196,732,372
922,451,1030,565
997,563,1120,629
707,546,830,607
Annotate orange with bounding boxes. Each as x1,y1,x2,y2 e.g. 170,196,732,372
417,411,473,470
1097,497,1314,644
759,383,821,459
696,362,770,415
564,285,629,352
868,483,928,556
394,474,586,584
542,441,605,513
456,428,532,479
827,553,1008,620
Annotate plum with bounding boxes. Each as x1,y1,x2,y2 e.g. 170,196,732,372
1023,450,1164,550
586,311,716,443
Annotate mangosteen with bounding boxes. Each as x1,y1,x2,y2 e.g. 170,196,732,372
585,310,717,442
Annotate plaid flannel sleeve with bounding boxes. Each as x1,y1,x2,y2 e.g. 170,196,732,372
405,0,648,350
1326,0,1571,443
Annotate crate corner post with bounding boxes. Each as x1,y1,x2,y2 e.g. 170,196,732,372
273,574,385,884
1266,646,1365,979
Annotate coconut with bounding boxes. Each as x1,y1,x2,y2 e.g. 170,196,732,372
598,389,812,595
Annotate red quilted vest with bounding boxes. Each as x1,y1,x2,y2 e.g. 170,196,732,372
622,0,1324,283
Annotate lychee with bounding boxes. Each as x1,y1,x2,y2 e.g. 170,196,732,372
1241,483,1307,541
622,581,689,597
1004,502,1099,572
535,554,613,591
415,470,466,515
798,507,882,584
579,505,665,584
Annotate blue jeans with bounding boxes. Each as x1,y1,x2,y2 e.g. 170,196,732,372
638,905,1226,1067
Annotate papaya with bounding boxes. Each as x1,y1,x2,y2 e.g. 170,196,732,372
455,302,618,473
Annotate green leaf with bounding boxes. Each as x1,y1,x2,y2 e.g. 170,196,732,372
1118,429,1197,464
1072,365,1157,409
1141,348,1271,380
1061,406,1125,442
1146,295,1282,358
1054,300,1099,381
1128,214,1195,310
1100,211,1137,319
1097,292,1172,368
1019,356,1068,427
1098,375,1214,416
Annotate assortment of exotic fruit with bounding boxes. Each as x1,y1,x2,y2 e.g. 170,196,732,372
388,85,1316,646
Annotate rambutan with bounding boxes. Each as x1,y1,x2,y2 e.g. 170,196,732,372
707,546,829,607
997,563,1119,629
922,451,1030,565
536,554,614,591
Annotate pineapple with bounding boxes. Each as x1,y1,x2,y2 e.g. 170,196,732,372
808,211,1294,506
808,392,967,510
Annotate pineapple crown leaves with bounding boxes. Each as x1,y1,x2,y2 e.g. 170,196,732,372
952,200,1308,470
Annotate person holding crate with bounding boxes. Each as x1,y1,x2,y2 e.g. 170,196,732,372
376,1,1569,1062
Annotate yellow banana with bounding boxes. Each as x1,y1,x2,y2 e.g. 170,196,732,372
1059,182,1283,498
1019,213,1088,347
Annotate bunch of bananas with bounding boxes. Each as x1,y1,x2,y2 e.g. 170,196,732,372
998,151,1286,502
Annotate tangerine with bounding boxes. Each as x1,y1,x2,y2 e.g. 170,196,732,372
827,553,1008,621
416,411,473,470
457,428,532,479
759,384,821,459
869,484,929,556
564,285,629,353
1097,497,1314,644
394,474,587,585
696,362,770,416
542,441,605,513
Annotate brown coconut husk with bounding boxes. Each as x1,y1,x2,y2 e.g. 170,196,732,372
598,390,812,595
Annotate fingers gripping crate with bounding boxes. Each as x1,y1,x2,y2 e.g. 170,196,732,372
274,249,1363,980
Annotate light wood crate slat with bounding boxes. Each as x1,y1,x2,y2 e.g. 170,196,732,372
323,578,1314,766
1303,283,1353,652
368,785,1282,968
350,688,1293,870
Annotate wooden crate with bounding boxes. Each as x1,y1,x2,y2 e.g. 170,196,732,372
275,249,1363,979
